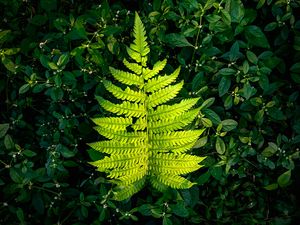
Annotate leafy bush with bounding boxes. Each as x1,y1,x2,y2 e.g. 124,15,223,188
0,0,299,224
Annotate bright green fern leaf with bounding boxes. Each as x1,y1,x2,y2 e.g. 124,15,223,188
145,66,180,93
89,12,206,201
148,98,200,121
123,58,142,74
103,80,145,102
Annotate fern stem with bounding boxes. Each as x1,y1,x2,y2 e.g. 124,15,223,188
142,58,150,173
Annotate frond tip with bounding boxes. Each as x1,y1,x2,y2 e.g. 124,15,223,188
131,12,150,57
88,12,206,201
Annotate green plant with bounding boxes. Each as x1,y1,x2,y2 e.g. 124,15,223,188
88,12,206,201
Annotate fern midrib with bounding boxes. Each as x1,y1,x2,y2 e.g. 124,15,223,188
141,61,150,176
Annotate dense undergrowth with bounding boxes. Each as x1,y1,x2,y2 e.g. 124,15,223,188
0,0,300,224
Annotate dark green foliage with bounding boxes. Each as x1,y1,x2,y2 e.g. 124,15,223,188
0,0,299,224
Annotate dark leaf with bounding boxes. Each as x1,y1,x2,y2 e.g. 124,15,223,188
196,171,210,185
1,57,16,72
218,77,231,97
170,201,189,218
163,217,173,225
264,183,278,191
202,109,222,125
23,150,37,157
10,168,23,183
40,0,57,11
0,123,9,138
19,84,30,94
32,193,45,214
246,51,258,64
216,137,226,154
226,0,245,23
164,33,194,47
209,166,223,180
200,98,215,110
221,119,238,131
4,134,14,149
219,68,236,76
57,52,70,67
277,170,291,187
244,25,270,48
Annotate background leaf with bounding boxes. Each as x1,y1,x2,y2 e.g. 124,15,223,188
164,33,194,47
216,137,226,154
221,119,238,131
244,25,270,48
277,170,291,187
0,123,9,138
226,0,245,23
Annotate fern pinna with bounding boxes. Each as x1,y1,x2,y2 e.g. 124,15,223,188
88,12,206,201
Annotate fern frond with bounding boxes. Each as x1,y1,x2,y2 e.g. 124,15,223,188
89,13,206,201
94,127,146,144
103,80,145,102
96,96,146,117
149,108,199,133
92,117,132,131
143,59,167,80
145,67,180,93
88,141,147,154
109,67,143,86
147,81,184,108
123,58,142,74
150,130,205,147
113,177,146,201
149,98,200,121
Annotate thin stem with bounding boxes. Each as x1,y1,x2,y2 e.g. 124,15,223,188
6,77,9,112
141,53,150,169
241,157,258,169
0,160,9,167
32,185,60,195
191,15,203,65
60,208,76,225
